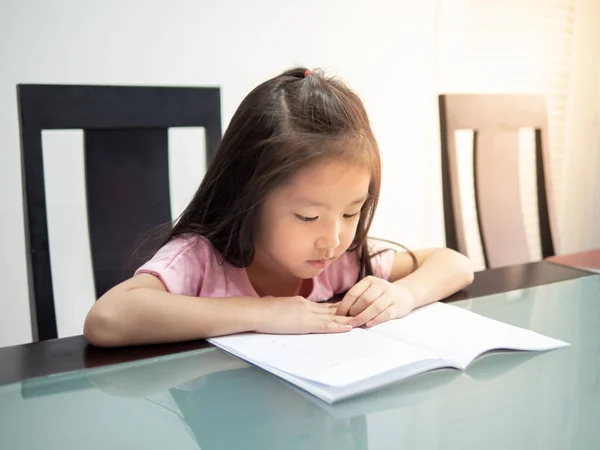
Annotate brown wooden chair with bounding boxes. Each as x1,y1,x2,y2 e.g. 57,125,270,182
438,94,560,269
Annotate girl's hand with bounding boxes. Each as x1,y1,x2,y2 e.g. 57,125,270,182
335,276,416,328
254,296,353,334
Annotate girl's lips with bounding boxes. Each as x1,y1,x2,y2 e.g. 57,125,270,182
307,258,335,269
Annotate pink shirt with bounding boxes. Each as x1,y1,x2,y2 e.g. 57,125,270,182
136,235,397,302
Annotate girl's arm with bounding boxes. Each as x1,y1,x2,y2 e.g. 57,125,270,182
336,248,474,326
388,248,474,307
84,274,352,347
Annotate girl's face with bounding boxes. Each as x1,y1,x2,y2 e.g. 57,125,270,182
253,158,371,280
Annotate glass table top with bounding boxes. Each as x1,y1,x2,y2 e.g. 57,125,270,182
1,275,599,450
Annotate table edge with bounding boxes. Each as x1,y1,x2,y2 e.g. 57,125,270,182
0,260,593,386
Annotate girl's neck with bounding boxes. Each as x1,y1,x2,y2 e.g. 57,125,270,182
245,262,312,298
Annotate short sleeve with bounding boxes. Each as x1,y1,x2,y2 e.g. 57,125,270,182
135,236,209,297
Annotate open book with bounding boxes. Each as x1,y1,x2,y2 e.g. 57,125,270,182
209,302,568,404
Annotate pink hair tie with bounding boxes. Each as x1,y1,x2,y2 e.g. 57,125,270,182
304,69,312,78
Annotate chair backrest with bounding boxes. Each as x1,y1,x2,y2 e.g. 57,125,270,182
438,94,559,269
18,84,222,341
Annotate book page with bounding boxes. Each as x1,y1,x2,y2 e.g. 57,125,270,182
368,302,569,368
209,328,447,387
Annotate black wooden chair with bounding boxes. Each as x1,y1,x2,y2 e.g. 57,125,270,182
438,94,559,269
18,84,222,341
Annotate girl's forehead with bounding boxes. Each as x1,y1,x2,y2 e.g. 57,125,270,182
280,160,371,200
297,158,369,181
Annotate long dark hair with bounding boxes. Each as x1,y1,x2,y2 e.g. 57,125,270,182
163,67,382,279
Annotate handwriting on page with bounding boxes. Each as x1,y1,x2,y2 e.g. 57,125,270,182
213,329,436,387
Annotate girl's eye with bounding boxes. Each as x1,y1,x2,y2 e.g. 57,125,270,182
295,214,318,222
343,211,361,219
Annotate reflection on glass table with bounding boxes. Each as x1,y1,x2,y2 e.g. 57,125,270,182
0,275,598,450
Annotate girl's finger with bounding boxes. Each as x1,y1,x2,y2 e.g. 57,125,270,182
362,305,395,328
350,296,391,328
313,302,341,314
311,315,353,334
329,315,354,325
335,279,371,316
326,302,342,314
348,284,385,317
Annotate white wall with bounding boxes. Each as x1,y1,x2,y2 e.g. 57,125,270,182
0,0,442,346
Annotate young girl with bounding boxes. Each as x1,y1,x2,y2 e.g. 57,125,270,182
84,67,474,347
